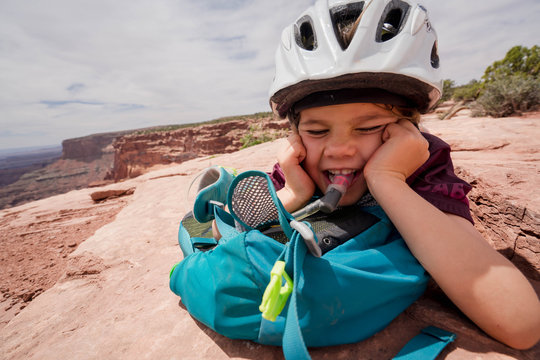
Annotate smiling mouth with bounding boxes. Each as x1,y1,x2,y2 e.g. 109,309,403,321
325,169,358,184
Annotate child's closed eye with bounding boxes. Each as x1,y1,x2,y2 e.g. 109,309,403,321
356,125,385,133
305,129,328,136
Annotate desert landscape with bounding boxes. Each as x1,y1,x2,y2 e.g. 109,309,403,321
0,110,539,359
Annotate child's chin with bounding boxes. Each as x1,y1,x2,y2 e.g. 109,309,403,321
338,188,368,207
338,195,361,207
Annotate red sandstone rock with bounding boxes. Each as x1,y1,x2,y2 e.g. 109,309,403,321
107,115,288,181
0,114,538,359
61,131,131,162
424,116,540,281
0,132,123,210
90,188,135,202
0,115,287,210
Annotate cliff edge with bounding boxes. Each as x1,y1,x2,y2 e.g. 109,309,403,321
0,115,287,210
0,131,131,210
106,115,288,181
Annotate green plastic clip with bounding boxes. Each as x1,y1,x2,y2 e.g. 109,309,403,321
169,262,180,279
259,260,293,322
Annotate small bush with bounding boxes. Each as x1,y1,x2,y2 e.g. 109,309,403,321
475,74,540,117
482,45,539,83
240,124,287,149
452,80,482,101
439,79,455,103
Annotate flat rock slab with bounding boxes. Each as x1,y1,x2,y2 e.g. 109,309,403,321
0,116,538,359
425,115,539,280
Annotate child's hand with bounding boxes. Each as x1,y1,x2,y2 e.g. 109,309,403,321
364,119,429,185
277,133,316,212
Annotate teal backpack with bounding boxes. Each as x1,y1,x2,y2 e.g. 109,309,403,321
169,168,455,359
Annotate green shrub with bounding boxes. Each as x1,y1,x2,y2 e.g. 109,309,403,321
452,79,482,101
483,45,539,83
475,74,540,117
240,124,287,149
439,79,455,103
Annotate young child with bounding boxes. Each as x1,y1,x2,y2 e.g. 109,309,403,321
265,0,540,350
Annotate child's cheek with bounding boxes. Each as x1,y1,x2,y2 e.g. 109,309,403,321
302,153,325,191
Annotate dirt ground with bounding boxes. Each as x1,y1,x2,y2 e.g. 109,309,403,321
0,194,129,329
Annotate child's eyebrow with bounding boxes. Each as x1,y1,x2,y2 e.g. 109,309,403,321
300,113,393,126
298,118,328,126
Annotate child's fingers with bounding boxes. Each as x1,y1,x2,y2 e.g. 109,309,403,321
279,133,306,165
383,120,428,154
382,118,421,140
367,119,429,181
276,134,315,212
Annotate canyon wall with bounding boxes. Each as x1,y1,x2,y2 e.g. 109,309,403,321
106,115,288,181
0,131,131,209
61,131,133,162
0,114,287,210
0,147,61,187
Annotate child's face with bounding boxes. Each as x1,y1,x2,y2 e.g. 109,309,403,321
297,102,399,206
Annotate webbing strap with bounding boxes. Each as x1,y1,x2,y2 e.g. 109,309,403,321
282,231,311,360
392,326,456,360
191,237,218,248
213,206,240,240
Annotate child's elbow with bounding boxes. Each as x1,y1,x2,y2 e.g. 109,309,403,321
502,332,540,350
498,316,540,350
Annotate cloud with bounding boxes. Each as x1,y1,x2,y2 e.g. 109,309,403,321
67,83,85,93
39,100,145,113
195,0,251,11
40,100,104,108
0,0,538,150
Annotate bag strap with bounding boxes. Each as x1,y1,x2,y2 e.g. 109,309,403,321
392,326,456,360
213,206,241,239
191,237,218,249
282,230,311,360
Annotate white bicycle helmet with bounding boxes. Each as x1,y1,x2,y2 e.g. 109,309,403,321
269,0,442,118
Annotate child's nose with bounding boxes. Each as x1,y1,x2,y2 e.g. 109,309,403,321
325,136,356,158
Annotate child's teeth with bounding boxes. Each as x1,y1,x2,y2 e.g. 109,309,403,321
329,170,355,175
328,170,356,183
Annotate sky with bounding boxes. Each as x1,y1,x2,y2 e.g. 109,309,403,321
1,0,539,151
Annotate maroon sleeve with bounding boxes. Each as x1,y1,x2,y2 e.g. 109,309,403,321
268,162,286,191
407,133,474,224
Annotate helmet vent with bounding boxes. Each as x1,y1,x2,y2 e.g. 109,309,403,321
431,41,440,68
295,16,317,51
376,0,410,42
329,2,365,50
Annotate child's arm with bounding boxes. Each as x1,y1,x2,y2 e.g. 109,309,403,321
276,133,316,212
365,119,540,349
